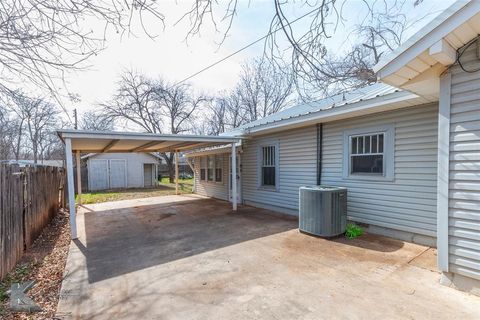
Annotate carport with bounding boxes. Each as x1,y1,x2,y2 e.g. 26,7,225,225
57,129,241,239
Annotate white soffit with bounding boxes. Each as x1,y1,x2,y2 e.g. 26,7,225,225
374,0,480,95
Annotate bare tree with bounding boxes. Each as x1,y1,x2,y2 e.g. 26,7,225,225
178,0,422,99
237,59,294,121
0,0,164,108
80,111,115,131
8,94,61,163
102,70,205,181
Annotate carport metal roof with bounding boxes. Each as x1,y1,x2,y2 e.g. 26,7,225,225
57,129,241,153
57,129,242,240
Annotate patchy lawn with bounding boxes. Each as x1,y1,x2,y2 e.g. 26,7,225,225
0,210,70,319
78,178,194,204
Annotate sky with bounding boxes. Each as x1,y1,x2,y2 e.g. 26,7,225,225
61,0,456,121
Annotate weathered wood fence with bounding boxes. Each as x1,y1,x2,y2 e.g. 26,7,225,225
0,164,64,279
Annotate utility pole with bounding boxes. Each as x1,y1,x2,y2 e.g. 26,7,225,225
73,109,78,129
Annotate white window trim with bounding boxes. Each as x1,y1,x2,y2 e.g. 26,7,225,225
214,154,223,183
199,155,224,185
257,141,280,191
199,156,207,181
342,124,395,181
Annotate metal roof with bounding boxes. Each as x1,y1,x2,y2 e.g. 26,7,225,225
223,83,403,136
57,130,240,153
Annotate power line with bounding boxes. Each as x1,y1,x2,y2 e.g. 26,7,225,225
175,6,321,85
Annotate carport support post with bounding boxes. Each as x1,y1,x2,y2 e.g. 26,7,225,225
76,151,82,205
65,138,78,239
175,151,179,195
231,143,237,211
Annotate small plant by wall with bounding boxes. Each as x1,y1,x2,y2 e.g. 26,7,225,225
345,223,364,239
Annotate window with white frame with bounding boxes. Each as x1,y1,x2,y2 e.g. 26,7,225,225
200,157,206,181
215,155,223,182
350,133,384,174
343,124,394,180
207,156,214,181
261,145,277,187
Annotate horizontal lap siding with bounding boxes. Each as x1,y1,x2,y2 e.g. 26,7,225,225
448,45,480,280
194,155,229,201
242,126,317,213
322,104,439,237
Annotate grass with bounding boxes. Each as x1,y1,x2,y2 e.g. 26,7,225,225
78,177,194,204
345,223,364,239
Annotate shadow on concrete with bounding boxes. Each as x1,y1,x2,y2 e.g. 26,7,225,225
78,198,297,283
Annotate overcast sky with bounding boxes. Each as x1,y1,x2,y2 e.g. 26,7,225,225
64,0,456,119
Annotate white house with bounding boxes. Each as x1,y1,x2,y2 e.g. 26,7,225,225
83,153,161,191
57,0,480,296
187,0,480,295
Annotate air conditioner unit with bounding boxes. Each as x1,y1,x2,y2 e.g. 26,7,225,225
299,186,347,237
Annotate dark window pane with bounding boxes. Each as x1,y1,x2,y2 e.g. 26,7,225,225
207,169,214,181
351,155,383,174
215,169,222,182
379,134,384,153
200,169,206,180
262,167,276,186
358,136,364,154
351,137,357,154
372,135,378,153
365,135,371,153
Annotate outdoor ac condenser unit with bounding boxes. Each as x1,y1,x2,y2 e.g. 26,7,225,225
299,186,347,237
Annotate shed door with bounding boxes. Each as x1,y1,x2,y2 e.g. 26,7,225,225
144,164,153,187
89,160,109,191
109,159,127,189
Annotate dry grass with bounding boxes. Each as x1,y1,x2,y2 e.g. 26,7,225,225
0,210,70,319
79,178,194,204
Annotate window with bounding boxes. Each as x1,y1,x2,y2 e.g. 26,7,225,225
215,155,223,182
207,156,214,181
350,133,384,174
261,145,277,187
200,157,206,181
343,124,394,181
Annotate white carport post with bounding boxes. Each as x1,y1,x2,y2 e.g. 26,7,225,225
231,143,237,211
76,151,82,205
175,151,179,195
65,138,78,239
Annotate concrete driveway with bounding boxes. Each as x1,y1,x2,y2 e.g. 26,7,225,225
56,195,480,319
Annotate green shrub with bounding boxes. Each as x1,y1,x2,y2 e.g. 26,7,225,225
345,223,364,239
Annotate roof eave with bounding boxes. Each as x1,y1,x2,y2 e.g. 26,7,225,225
374,0,477,80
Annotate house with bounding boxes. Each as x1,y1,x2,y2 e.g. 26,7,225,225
186,0,480,295
82,153,161,191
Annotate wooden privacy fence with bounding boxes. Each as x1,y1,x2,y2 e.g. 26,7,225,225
0,164,65,279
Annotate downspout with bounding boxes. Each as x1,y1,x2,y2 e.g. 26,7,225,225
316,123,323,186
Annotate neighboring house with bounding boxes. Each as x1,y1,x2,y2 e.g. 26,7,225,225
83,153,161,191
187,1,480,294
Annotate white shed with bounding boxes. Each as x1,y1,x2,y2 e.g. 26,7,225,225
83,153,161,191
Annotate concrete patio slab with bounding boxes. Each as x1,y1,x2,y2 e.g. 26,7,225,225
56,195,480,319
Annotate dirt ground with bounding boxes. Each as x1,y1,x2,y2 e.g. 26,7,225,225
56,195,480,320
0,210,70,319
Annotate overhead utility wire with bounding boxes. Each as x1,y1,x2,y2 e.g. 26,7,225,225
175,6,321,85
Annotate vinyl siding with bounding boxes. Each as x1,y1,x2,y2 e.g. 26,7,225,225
322,104,438,237
193,155,229,201
241,126,317,214
241,104,439,237
448,44,480,280
87,153,159,189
